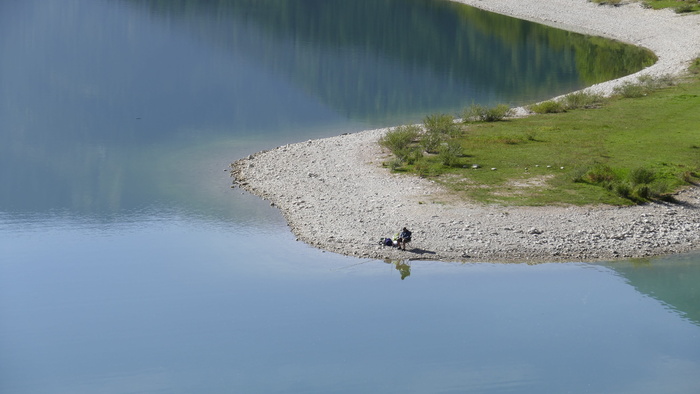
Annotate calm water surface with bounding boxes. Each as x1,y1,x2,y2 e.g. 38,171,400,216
1,0,698,393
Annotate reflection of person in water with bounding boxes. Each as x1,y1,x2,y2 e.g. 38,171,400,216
394,260,411,280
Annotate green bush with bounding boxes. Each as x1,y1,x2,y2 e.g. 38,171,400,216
563,91,606,109
629,167,656,185
421,131,445,154
615,182,632,199
438,140,463,167
689,57,700,75
639,74,676,90
584,164,618,183
590,0,622,5
423,114,458,135
613,81,649,98
613,75,677,98
675,3,694,13
650,180,671,198
529,100,565,114
404,148,424,165
634,184,651,200
463,103,513,122
577,163,672,202
379,125,420,155
388,158,402,171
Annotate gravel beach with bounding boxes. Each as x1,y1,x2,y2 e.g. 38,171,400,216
231,0,700,263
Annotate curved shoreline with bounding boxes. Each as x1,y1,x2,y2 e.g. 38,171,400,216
231,0,700,263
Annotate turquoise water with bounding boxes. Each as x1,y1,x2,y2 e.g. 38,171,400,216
1,0,698,393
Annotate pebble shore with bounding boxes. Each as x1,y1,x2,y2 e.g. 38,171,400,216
231,0,700,263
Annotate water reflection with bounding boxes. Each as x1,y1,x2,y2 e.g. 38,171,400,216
0,0,653,220
386,260,412,280
602,253,700,326
127,0,655,121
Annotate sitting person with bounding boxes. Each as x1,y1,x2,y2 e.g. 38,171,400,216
397,227,412,250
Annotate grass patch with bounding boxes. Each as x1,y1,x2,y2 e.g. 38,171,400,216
529,91,607,114
380,74,700,206
641,0,700,13
690,57,700,75
594,1,700,13
613,74,677,98
529,100,565,114
462,103,513,122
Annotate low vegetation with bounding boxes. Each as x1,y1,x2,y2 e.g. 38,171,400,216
380,69,700,206
590,0,700,13
640,0,700,13
528,91,607,114
613,74,677,97
463,103,513,122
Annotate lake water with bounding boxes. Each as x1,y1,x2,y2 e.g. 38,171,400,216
1,0,698,393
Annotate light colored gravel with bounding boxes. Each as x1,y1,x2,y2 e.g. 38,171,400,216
231,0,700,263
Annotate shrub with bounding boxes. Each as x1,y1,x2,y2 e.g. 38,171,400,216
650,180,671,198
563,91,606,109
423,114,458,135
414,161,432,178
634,184,651,200
639,74,676,90
590,0,622,5
463,103,513,122
529,100,565,114
615,182,632,199
421,131,445,154
438,140,463,167
571,166,590,183
613,75,677,98
689,57,700,75
629,167,655,186
404,148,424,165
675,3,694,13
680,170,697,183
584,164,617,183
388,158,402,171
613,81,648,98
379,125,420,155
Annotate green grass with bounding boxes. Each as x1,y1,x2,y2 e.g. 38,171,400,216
381,74,700,206
590,1,700,14
640,0,700,13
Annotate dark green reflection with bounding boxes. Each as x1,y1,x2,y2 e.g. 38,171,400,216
1,0,655,217
604,254,700,326
129,0,655,120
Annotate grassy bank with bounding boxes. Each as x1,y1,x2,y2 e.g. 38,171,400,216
380,71,700,206
590,0,700,14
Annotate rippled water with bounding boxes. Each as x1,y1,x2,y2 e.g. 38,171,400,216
1,0,697,393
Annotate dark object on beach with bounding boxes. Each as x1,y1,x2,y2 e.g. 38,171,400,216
397,227,412,250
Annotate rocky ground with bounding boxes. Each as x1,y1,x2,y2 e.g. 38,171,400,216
230,0,700,263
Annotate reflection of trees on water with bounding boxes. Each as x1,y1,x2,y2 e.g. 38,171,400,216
125,0,655,120
604,255,700,327
386,260,411,280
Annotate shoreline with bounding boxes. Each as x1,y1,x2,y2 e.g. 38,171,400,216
231,0,700,263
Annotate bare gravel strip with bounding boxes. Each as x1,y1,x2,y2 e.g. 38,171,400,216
231,1,700,263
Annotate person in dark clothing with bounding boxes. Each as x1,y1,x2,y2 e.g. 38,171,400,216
397,227,412,250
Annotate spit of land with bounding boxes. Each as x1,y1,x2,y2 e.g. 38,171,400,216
231,0,700,263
